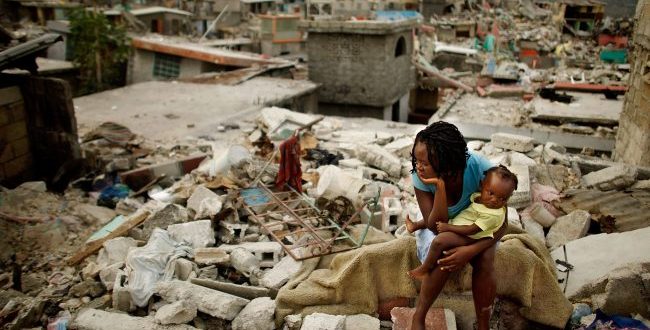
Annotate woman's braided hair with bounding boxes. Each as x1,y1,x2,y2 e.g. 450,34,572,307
411,121,469,178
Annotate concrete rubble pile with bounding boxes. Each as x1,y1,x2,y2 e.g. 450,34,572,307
1,106,650,330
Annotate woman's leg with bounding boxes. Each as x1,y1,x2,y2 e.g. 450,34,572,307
470,243,497,330
409,232,476,280
411,266,451,330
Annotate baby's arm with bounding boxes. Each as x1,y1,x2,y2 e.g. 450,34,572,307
437,222,481,236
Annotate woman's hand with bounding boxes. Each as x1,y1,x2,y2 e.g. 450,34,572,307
437,245,477,272
436,222,450,233
419,175,443,187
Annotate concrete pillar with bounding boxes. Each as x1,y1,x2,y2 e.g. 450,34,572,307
614,0,650,166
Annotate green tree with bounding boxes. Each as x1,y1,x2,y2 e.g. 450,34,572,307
69,8,130,93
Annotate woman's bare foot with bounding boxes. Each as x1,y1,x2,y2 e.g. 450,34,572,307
408,265,429,280
405,216,419,233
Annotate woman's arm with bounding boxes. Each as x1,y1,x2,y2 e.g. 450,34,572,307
437,208,509,272
414,181,448,233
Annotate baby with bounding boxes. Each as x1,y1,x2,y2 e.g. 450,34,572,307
407,165,518,279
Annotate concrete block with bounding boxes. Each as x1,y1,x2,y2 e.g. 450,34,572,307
505,165,531,209
467,140,484,151
344,314,380,330
174,258,196,280
156,280,249,320
187,185,222,220
390,307,457,330
384,137,413,158
301,313,345,330
155,300,198,325
283,314,303,330
75,204,117,225
490,133,534,153
582,164,637,191
73,308,197,330
546,210,591,251
542,144,570,166
194,247,229,265
259,255,302,289
218,242,283,267
168,220,215,248
97,237,138,267
356,144,402,177
381,197,403,233
232,297,276,330
99,262,123,289
528,202,556,228
112,270,135,312
631,179,650,189
507,152,537,167
521,214,545,244
218,221,249,244
70,279,106,298
142,204,189,240
507,207,523,230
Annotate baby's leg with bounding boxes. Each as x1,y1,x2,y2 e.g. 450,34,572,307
408,232,476,280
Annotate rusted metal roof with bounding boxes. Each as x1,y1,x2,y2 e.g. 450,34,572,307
556,188,650,233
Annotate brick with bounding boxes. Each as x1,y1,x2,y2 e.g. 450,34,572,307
0,86,22,107
5,121,27,141
4,154,32,177
390,307,457,330
11,137,30,157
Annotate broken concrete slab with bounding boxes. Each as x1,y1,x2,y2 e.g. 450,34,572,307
550,226,650,299
506,152,537,167
356,144,402,177
231,297,276,330
217,221,249,244
190,278,270,300
167,220,215,248
69,279,106,298
584,263,650,318
73,308,197,330
155,300,198,325
542,144,570,166
194,247,229,265
582,164,637,191
156,280,249,320
75,204,118,225
344,314,380,330
546,210,591,251
384,137,413,159
490,133,535,153
301,313,345,330
390,307,457,330
259,255,302,290
631,179,650,189
528,202,557,228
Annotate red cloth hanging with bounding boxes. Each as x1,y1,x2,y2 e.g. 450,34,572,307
275,135,302,192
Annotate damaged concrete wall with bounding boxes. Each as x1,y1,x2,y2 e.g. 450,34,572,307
603,0,639,18
614,0,650,166
306,24,415,108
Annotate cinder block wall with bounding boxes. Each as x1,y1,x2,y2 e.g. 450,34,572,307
307,30,415,107
0,86,33,184
614,0,650,166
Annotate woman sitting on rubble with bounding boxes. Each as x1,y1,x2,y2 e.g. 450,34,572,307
404,121,507,330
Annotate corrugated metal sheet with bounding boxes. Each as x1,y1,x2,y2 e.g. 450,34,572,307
557,189,650,233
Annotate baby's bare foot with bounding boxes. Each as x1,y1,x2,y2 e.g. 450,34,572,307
405,216,418,233
408,266,429,280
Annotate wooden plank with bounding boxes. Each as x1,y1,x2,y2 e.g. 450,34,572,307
67,210,150,265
